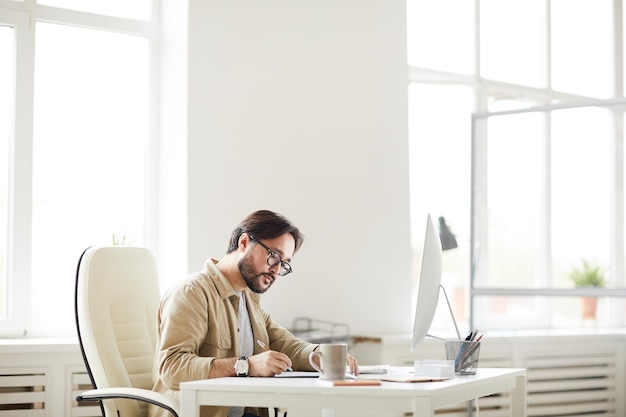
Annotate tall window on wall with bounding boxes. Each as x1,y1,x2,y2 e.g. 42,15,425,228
408,0,626,335
1,1,157,337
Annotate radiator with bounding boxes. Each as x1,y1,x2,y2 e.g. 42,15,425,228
0,365,101,417
524,354,618,417
69,371,100,417
0,368,46,417
430,346,621,417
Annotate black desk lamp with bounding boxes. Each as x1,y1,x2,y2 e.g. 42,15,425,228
438,216,458,251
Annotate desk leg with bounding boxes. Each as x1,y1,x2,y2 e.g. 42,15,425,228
412,397,434,417
322,408,335,417
180,389,200,417
510,374,527,417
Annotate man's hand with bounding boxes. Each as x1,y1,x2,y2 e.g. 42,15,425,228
248,350,293,376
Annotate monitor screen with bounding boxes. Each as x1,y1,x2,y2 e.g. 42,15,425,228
411,213,443,350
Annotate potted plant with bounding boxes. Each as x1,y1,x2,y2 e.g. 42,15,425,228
568,260,606,320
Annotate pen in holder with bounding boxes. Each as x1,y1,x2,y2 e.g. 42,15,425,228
444,340,481,375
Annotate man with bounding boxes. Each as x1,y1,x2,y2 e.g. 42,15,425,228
150,210,359,417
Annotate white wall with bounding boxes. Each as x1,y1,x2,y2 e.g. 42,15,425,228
163,0,412,335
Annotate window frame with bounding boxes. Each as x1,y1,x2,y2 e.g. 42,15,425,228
0,1,160,337
470,99,626,329
408,0,626,333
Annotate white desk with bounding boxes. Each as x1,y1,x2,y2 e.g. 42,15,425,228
180,367,526,417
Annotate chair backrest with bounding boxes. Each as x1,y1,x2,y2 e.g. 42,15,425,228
75,246,161,417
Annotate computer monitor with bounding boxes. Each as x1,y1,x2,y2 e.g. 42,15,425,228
411,213,443,350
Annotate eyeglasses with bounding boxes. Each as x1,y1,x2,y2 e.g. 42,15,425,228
249,235,293,276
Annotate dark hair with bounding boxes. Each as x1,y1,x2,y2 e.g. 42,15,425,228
227,210,304,254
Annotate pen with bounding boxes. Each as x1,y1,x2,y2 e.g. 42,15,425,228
256,340,293,371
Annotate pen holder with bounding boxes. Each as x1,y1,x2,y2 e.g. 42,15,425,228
444,340,481,375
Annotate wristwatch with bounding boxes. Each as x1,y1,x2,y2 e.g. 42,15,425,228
234,356,249,377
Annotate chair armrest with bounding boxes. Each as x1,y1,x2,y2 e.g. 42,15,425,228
77,387,180,417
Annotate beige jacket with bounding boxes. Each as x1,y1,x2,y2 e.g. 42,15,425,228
150,259,318,417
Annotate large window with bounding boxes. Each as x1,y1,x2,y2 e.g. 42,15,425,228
1,1,157,337
408,0,626,334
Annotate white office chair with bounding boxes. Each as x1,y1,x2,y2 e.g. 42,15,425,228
74,246,179,417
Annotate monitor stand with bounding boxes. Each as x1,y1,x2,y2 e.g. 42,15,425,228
426,285,462,341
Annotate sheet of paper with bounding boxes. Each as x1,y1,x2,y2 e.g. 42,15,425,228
274,371,320,378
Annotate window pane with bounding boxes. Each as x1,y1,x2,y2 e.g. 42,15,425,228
551,0,613,98
551,107,610,285
31,22,149,336
37,0,150,20
480,113,545,287
473,295,615,330
407,0,474,74
408,83,473,329
0,26,12,320
480,0,546,88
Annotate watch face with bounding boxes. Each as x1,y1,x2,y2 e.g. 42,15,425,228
235,358,248,375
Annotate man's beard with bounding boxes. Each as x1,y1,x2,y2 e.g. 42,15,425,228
238,254,274,294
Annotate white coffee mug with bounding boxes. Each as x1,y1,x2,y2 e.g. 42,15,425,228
308,343,347,381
